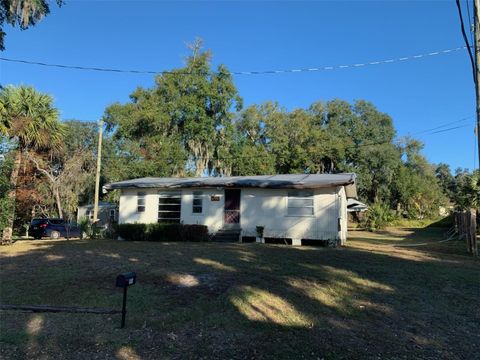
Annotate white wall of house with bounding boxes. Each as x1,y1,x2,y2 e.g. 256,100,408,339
118,188,225,231
118,185,348,242
180,189,225,232
118,188,160,224
338,186,347,245
240,187,340,241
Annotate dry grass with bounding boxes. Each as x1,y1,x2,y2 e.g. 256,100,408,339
1,227,479,359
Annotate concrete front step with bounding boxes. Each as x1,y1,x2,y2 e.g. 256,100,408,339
212,229,241,243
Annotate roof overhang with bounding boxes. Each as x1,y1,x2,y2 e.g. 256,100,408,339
104,173,357,197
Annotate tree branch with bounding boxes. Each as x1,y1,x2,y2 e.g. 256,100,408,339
24,151,56,183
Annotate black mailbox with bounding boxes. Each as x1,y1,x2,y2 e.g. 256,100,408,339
116,272,136,288
116,272,137,328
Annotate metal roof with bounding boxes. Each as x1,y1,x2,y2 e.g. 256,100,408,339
104,173,357,197
78,201,117,209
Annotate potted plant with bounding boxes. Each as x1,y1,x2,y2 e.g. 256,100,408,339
256,226,265,244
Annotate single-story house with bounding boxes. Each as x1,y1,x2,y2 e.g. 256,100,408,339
104,173,357,245
77,201,118,227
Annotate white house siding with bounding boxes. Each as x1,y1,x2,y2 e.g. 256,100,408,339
118,188,225,231
337,186,348,244
240,188,340,241
118,186,347,242
118,188,157,224
179,189,224,232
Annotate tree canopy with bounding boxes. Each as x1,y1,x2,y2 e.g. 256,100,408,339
104,44,242,177
0,0,63,50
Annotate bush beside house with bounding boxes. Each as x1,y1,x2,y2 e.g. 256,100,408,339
116,223,209,242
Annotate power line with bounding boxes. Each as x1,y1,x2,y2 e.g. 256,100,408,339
411,115,474,135
0,46,468,76
425,124,471,134
98,120,473,162
67,115,475,138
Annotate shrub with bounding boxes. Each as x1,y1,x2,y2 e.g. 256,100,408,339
116,223,147,241
116,223,209,242
0,156,13,235
361,202,397,231
79,217,89,238
102,226,117,240
79,217,106,239
256,226,264,238
180,224,209,242
147,223,182,242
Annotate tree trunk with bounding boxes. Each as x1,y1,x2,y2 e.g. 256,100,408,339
54,185,63,218
2,151,22,244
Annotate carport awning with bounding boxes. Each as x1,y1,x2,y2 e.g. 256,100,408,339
347,199,368,212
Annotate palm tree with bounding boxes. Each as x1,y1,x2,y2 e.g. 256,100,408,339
1,0,64,50
0,85,64,243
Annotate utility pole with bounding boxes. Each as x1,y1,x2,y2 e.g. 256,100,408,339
475,0,480,168
93,120,104,223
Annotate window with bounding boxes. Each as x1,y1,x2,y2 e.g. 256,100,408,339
109,209,116,222
85,210,94,220
49,219,65,225
192,191,203,214
31,219,48,226
287,191,314,216
158,192,182,223
137,192,146,212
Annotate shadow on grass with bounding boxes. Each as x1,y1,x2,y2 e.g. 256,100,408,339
0,236,479,359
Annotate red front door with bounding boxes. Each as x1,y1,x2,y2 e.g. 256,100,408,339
224,189,240,224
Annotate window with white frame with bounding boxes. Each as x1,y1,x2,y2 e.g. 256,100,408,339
287,190,314,216
158,192,182,223
85,209,94,220
137,192,146,212
192,191,203,214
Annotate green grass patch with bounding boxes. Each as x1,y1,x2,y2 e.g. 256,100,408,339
391,215,454,229
1,233,479,359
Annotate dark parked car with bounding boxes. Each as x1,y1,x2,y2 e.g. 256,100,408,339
29,218,81,240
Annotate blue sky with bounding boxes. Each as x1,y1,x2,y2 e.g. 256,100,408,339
0,0,477,171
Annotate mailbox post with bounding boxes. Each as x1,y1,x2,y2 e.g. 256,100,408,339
115,272,136,328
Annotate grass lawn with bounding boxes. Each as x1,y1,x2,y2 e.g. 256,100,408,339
0,227,479,359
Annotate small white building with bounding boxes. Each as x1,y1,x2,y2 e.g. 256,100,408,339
77,202,118,227
104,173,357,245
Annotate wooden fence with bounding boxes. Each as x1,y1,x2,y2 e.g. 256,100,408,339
455,210,478,256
